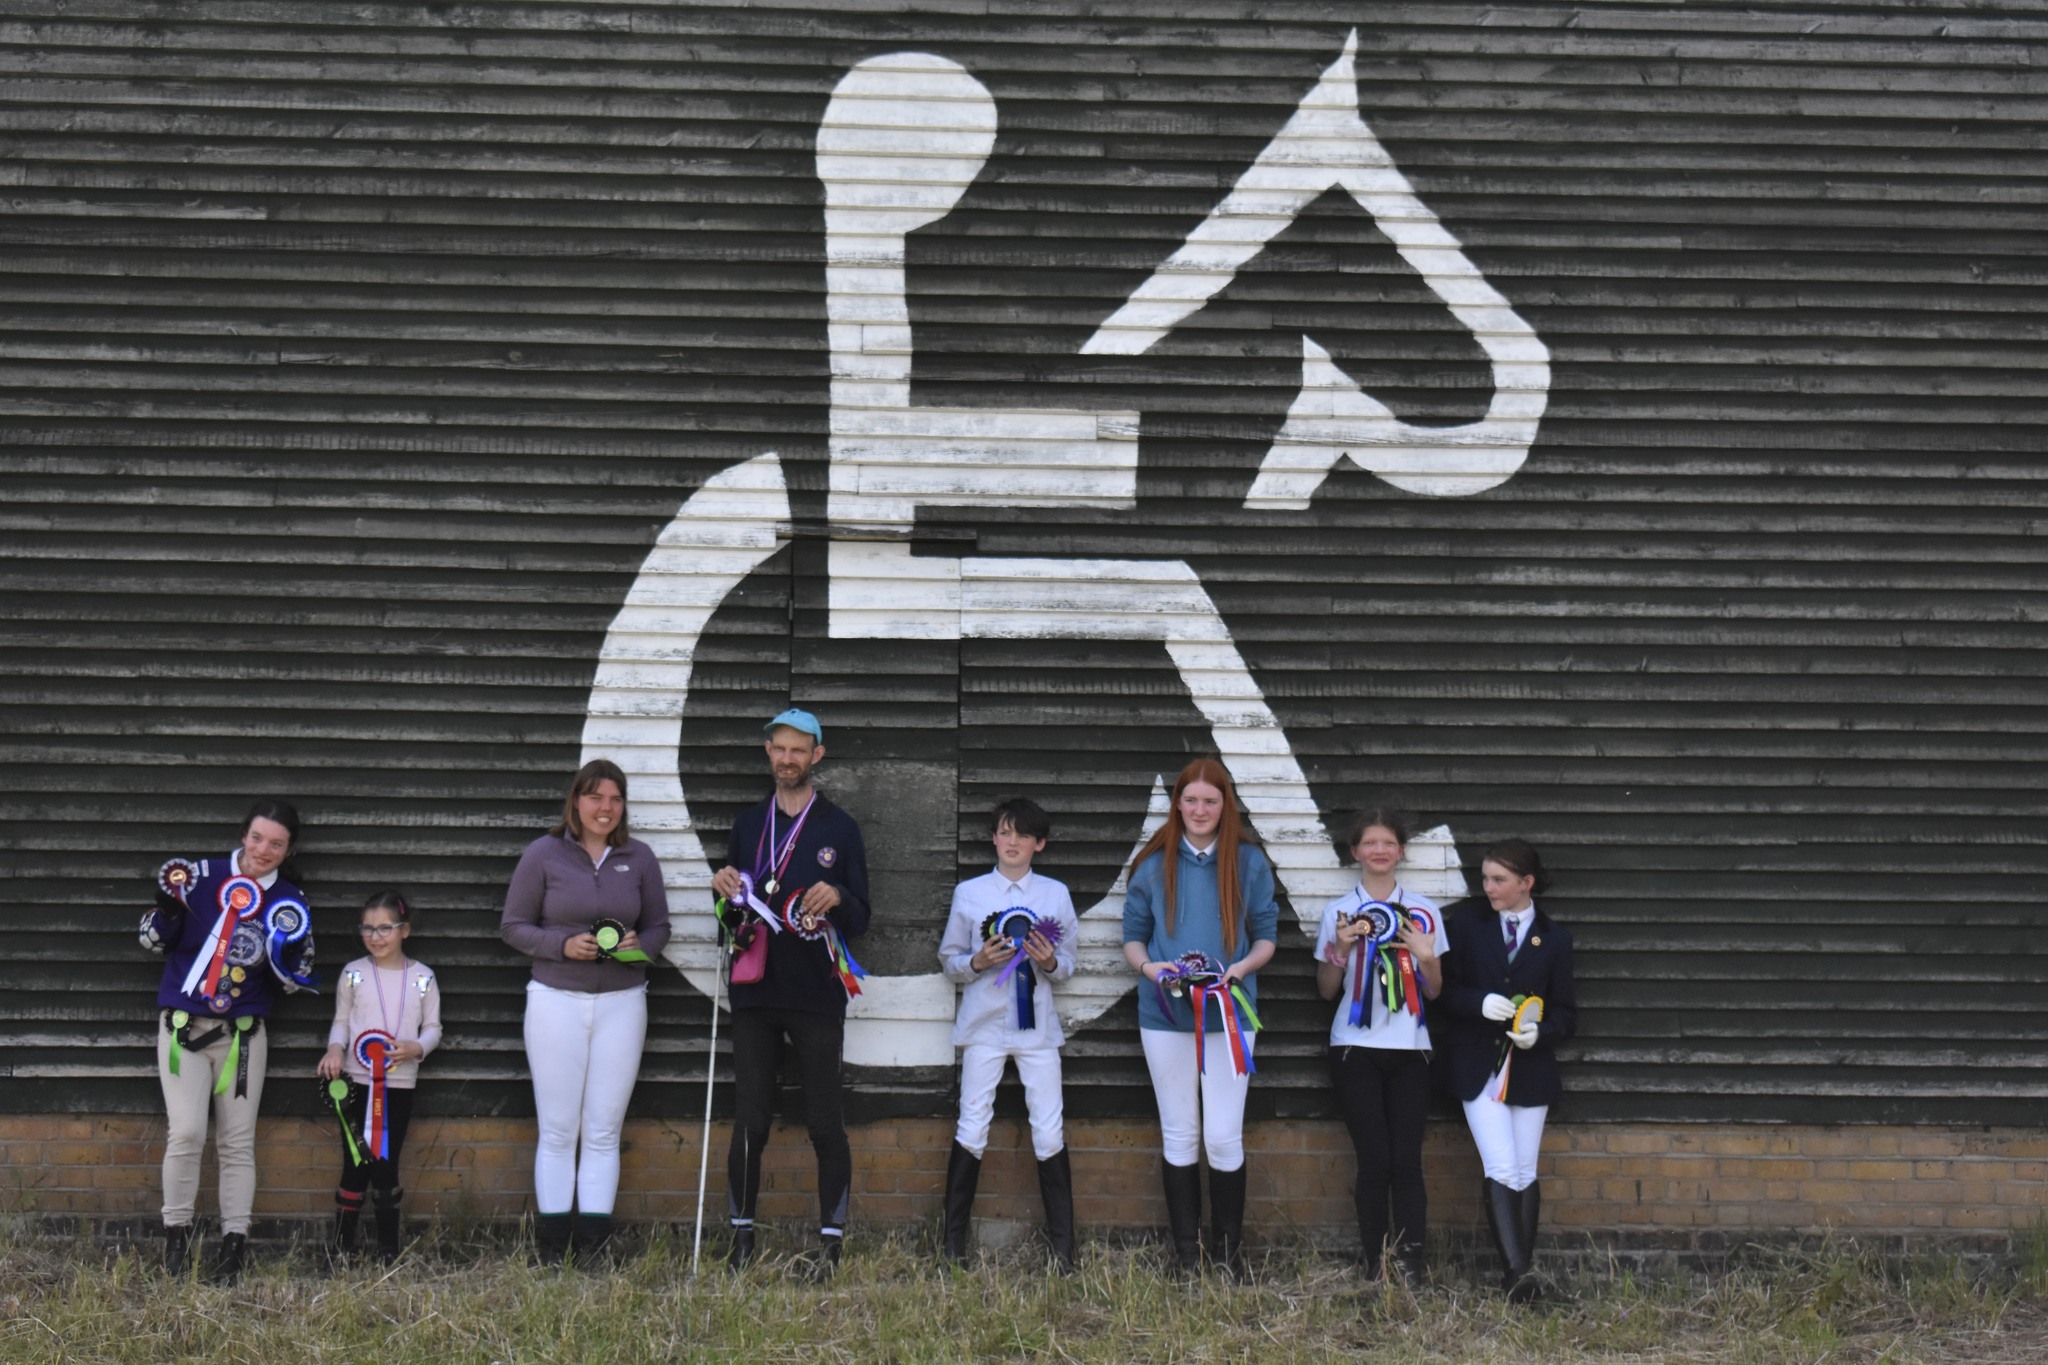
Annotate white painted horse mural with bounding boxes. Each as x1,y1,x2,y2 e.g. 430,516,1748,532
579,32,1550,1067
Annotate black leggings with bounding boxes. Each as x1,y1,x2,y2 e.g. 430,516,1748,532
335,1082,414,1194
1328,1045,1430,1264
727,1007,851,1237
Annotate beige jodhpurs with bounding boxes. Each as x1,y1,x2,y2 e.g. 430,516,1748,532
156,1015,268,1234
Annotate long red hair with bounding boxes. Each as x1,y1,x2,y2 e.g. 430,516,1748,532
1127,759,1255,950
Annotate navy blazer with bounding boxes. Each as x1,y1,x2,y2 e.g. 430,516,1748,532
1433,897,1577,1106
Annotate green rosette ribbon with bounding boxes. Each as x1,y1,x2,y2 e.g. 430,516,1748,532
592,918,651,964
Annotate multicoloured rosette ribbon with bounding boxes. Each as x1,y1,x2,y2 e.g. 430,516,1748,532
783,891,865,999
982,911,1064,1029
591,917,651,963
1341,901,1436,1028
324,1077,365,1167
353,1028,397,1161
1155,950,1262,1077
180,874,266,1002
1493,994,1545,1101
262,898,318,990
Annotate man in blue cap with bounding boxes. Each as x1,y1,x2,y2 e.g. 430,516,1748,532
710,708,871,1277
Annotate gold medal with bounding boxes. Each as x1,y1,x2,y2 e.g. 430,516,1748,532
229,967,246,983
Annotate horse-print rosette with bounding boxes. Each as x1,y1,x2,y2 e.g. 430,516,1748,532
226,920,266,968
157,858,200,904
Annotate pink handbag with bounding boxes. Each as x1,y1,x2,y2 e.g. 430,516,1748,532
729,926,768,985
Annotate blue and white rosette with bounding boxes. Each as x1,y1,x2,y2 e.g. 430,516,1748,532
263,898,317,990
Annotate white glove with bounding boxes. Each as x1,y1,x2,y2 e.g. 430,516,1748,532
1481,993,1516,1022
1509,1026,1539,1050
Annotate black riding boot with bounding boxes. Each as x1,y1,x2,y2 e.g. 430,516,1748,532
534,1212,572,1266
371,1187,404,1265
163,1223,192,1275
572,1212,614,1266
1160,1160,1202,1273
1514,1181,1543,1301
1036,1147,1077,1274
808,1233,843,1283
1208,1164,1249,1281
941,1141,982,1266
208,1232,247,1285
726,1222,756,1270
1481,1178,1532,1300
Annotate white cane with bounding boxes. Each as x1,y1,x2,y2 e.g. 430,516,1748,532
691,936,726,1278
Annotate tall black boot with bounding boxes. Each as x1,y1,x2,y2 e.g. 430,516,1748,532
1160,1160,1202,1273
534,1212,572,1266
1208,1164,1249,1282
162,1223,192,1275
371,1186,404,1265
1481,1179,1531,1300
1036,1147,1077,1274
726,1222,756,1270
941,1141,982,1266
207,1232,247,1285
571,1212,614,1267
1514,1181,1543,1302
329,1188,364,1266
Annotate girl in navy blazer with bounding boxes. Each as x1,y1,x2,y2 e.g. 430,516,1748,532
1435,839,1576,1301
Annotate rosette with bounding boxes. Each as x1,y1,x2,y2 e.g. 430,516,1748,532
1493,994,1545,1101
591,917,651,964
1344,900,1425,1028
353,1029,398,1161
181,873,267,1000
986,909,1041,1029
1156,951,1260,1077
781,893,865,998
262,898,318,990
323,1076,365,1167
157,858,200,904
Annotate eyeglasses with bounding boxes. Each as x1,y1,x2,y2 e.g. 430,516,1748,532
360,924,402,937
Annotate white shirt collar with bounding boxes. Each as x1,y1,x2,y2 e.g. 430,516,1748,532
229,849,280,890
1502,904,1534,932
1181,835,1217,861
995,866,1035,894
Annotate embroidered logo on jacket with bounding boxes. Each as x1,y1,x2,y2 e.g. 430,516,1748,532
817,847,837,868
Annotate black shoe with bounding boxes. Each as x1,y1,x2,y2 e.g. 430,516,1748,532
1481,1178,1532,1300
1036,1147,1077,1275
571,1212,614,1267
1208,1164,1248,1282
371,1187,404,1265
941,1141,982,1266
1160,1160,1202,1273
163,1223,192,1275
327,1205,362,1267
807,1234,843,1283
726,1224,757,1270
1392,1245,1428,1289
207,1232,247,1285
534,1212,572,1267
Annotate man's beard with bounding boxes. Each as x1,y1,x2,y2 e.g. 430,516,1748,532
774,765,812,789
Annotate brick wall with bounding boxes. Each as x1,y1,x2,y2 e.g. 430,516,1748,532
8,1116,2043,1252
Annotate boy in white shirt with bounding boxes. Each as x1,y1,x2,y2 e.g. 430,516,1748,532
936,797,1081,1270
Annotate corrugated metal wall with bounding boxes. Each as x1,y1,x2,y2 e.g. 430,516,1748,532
5,1,2045,1125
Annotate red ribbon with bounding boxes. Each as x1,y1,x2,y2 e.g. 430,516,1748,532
1191,983,1254,1077
367,1041,389,1161
1396,948,1421,1017
200,879,261,997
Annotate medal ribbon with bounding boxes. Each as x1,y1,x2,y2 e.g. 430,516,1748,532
753,792,818,894
733,873,781,933
181,875,263,999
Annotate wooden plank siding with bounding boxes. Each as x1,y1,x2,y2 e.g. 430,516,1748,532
1,0,2044,1127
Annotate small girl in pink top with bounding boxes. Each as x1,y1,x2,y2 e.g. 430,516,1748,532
317,890,442,1263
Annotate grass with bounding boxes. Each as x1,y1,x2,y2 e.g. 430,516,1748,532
1,1220,2043,1365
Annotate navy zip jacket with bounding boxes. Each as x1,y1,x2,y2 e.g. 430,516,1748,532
1433,896,1577,1105
142,851,316,1019
722,790,870,1017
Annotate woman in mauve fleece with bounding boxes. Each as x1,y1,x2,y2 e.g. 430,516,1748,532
500,758,669,1264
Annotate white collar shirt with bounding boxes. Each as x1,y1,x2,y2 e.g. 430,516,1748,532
938,867,1081,1050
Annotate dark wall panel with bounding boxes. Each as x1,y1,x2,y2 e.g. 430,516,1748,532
2,0,2044,1124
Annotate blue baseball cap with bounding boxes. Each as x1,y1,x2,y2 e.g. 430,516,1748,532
764,708,824,743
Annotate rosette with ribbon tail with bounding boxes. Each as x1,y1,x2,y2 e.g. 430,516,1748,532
733,872,782,934
1493,995,1544,1101
181,874,265,1001
262,898,318,990
323,1077,366,1167
591,917,651,964
987,909,1038,1029
353,1029,398,1161
157,858,200,905
1171,952,1263,1078
1344,901,1402,1029
783,893,865,998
